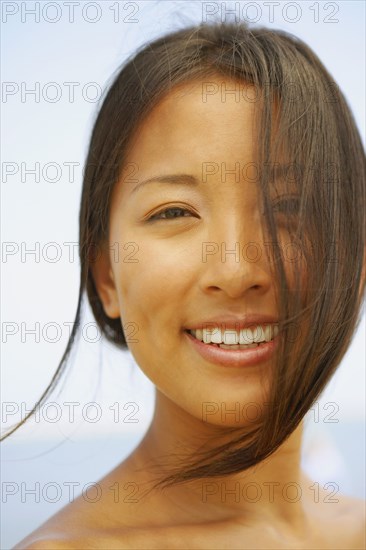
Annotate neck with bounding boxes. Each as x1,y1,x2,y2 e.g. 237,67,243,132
127,390,311,530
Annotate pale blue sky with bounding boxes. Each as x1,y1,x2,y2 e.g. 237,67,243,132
2,0,365,424
1,6,365,546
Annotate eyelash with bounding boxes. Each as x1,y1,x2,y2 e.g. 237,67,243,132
147,206,196,222
271,196,300,214
146,197,299,222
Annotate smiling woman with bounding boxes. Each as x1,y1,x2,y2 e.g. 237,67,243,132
5,20,366,549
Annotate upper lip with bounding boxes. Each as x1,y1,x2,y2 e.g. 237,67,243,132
185,314,278,332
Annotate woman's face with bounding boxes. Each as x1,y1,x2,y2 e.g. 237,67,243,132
98,75,292,428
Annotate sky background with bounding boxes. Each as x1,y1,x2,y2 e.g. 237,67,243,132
1,1,365,547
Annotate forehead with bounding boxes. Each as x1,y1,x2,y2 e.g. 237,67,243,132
123,75,260,166
116,76,297,198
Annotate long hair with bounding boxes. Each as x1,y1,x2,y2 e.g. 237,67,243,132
3,21,365,493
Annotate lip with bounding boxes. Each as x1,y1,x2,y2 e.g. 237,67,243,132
185,314,278,332
184,329,278,368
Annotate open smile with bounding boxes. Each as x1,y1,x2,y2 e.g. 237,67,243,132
184,328,279,368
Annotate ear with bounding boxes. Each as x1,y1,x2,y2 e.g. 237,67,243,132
90,243,120,319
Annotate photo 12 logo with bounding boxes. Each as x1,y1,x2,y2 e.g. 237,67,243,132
1,1,140,24
201,2,340,25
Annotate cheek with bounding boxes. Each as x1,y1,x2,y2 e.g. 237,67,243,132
113,256,187,392
112,241,196,347
275,227,308,289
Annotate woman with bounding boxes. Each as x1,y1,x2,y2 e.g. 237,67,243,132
8,20,365,549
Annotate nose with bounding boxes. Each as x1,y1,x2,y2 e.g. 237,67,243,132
199,220,272,300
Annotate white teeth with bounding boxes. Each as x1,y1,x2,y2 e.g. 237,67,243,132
191,324,279,345
195,328,203,341
239,329,253,345
252,327,264,343
219,343,258,350
210,328,223,344
223,331,238,345
203,329,212,344
264,325,272,342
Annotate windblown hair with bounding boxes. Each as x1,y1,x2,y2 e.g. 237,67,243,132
3,21,365,492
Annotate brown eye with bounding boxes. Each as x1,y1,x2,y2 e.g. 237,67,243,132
272,196,300,215
147,206,195,222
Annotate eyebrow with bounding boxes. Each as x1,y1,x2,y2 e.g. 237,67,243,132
130,164,302,194
130,174,199,194
270,163,304,182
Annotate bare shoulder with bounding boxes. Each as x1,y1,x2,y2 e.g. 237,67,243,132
13,524,248,550
12,499,107,549
13,456,146,549
13,526,206,550
13,523,137,550
340,494,366,546
13,539,70,550
321,491,366,549
12,497,173,550
13,534,133,550
333,491,365,521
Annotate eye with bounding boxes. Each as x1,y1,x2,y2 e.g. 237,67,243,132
147,206,196,222
271,195,300,215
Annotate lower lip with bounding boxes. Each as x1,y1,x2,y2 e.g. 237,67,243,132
184,330,278,368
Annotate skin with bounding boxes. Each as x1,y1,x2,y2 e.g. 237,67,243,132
15,76,365,549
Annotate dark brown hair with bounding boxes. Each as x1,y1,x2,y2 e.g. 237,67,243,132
3,21,365,493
